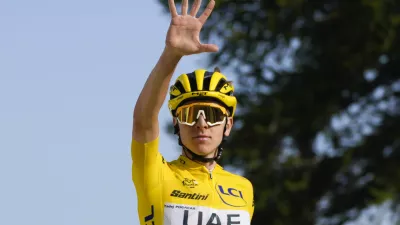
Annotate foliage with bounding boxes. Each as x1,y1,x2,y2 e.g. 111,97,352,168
159,0,400,224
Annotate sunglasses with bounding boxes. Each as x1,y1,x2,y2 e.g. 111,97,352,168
175,102,228,127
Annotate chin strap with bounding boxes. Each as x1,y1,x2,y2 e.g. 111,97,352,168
174,122,227,163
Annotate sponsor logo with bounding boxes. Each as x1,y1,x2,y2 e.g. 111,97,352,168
163,203,250,225
170,190,209,201
191,92,208,96
216,185,247,207
218,185,243,198
182,210,241,225
222,83,232,90
182,178,198,188
165,204,195,210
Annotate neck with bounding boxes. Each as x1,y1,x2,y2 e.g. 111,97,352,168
199,160,216,171
181,149,217,171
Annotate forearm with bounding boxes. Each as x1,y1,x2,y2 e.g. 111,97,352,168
133,48,182,132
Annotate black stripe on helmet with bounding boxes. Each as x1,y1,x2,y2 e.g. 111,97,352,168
215,78,227,92
187,72,198,91
203,71,214,90
174,80,186,94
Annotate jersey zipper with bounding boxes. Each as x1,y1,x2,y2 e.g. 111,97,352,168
208,169,215,205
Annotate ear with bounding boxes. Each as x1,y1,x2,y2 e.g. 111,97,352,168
224,117,234,136
173,117,177,126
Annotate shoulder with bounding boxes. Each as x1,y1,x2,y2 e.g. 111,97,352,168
165,158,185,171
167,158,182,166
217,168,254,209
219,168,253,188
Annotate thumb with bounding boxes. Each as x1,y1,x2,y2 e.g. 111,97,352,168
199,43,219,53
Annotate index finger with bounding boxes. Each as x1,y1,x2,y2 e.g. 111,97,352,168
168,0,178,17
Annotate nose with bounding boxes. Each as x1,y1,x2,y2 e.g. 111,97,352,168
195,115,208,129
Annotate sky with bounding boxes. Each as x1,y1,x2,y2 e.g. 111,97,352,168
0,0,207,224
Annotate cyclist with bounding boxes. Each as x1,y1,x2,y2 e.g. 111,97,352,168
131,0,254,224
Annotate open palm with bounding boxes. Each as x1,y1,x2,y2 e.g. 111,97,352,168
166,0,218,56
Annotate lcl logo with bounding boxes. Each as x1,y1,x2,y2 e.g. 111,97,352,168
216,185,247,207
217,185,244,198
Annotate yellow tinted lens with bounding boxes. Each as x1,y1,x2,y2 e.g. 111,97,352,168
177,107,196,125
176,104,226,125
198,105,225,124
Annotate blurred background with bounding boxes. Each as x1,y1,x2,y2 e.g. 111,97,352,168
1,0,400,224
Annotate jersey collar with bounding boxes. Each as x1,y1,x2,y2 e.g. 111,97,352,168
177,155,223,172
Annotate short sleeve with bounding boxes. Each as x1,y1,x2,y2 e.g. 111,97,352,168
131,136,169,193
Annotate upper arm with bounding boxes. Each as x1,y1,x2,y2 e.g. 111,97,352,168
132,118,159,144
131,135,170,225
131,133,169,195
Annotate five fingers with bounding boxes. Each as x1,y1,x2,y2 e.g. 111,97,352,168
168,0,215,21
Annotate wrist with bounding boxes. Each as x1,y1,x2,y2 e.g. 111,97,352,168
154,47,183,73
163,46,184,60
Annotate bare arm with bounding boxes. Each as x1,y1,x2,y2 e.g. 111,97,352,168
132,0,218,143
132,49,181,143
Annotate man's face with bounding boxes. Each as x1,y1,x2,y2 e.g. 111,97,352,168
174,102,233,157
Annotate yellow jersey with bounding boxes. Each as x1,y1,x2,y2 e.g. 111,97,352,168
131,136,255,225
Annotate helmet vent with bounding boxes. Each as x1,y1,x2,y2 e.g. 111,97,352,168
203,72,213,90
187,72,198,91
172,81,185,98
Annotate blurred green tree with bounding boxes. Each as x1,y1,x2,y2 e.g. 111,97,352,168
159,0,400,224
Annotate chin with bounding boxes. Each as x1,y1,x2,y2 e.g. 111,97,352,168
191,145,215,157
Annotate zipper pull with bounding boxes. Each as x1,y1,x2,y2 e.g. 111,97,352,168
209,171,213,179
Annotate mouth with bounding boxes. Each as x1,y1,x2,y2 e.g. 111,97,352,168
193,135,211,140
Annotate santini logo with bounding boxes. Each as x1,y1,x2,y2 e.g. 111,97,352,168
170,190,209,200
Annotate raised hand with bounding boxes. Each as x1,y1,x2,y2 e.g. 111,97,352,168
166,0,218,56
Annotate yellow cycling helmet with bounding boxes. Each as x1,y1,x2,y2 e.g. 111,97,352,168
168,68,237,117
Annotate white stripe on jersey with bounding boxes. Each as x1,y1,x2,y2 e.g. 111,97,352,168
163,203,250,225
